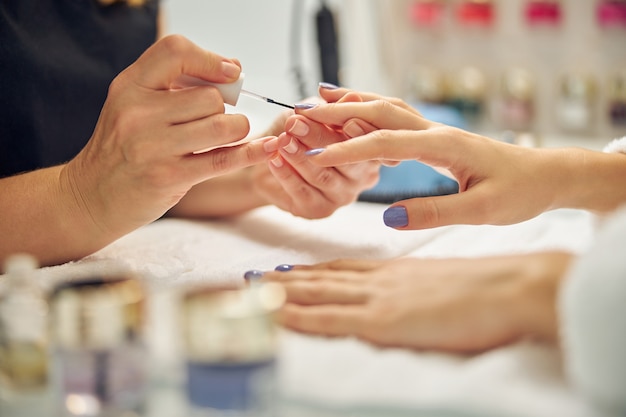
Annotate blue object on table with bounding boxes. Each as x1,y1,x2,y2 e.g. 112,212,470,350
358,102,464,204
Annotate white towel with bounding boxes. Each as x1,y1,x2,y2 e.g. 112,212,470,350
12,203,601,417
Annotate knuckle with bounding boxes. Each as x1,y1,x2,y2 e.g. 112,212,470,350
209,149,233,173
208,114,229,137
157,34,189,59
314,169,336,188
302,283,328,299
418,199,442,228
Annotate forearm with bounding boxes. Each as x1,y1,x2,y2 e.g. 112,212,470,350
0,166,116,268
166,167,268,218
547,147,626,213
513,251,575,343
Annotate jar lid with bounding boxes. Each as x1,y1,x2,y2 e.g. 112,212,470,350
50,275,144,349
182,283,285,363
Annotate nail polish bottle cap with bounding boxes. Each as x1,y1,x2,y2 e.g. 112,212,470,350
560,73,595,100
448,66,487,100
500,68,535,101
172,73,245,106
410,66,445,103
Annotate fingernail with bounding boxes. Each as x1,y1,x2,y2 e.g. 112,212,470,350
270,155,283,167
383,206,408,228
275,264,294,272
244,270,264,281
294,103,318,110
263,137,280,153
221,61,240,79
343,120,366,138
319,82,339,90
305,148,325,156
283,138,298,154
288,120,310,137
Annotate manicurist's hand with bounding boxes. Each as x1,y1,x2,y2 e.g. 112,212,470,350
0,35,274,266
261,252,573,353
295,92,626,229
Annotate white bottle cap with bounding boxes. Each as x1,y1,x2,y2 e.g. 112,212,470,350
213,73,245,106
173,73,245,106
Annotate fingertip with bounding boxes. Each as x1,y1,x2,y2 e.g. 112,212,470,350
319,82,340,90
305,148,326,156
294,103,318,112
220,61,241,80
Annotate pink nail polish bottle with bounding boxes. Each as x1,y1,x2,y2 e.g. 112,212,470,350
525,0,562,26
597,0,626,28
410,0,445,28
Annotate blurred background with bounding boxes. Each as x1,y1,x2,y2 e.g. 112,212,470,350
162,0,626,143
162,0,626,201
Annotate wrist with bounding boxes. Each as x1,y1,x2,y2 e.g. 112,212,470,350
550,147,626,212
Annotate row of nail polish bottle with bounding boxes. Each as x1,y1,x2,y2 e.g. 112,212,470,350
1,256,284,417
409,0,626,29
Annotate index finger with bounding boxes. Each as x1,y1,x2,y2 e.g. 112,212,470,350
307,128,461,169
296,100,431,132
277,303,367,338
185,136,274,182
124,34,242,90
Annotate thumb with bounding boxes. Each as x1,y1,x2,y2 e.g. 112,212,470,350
384,191,487,230
125,35,241,90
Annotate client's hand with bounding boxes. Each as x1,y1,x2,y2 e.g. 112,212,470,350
262,252,572,353
294,91,570,229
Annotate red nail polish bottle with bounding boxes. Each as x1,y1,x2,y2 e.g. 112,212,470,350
456,0,495,27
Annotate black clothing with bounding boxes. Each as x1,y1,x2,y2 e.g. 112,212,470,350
0,0,158,178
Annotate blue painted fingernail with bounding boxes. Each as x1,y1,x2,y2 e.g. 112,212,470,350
244,270,264,281
383,206,408,228
275,264,294,272
319,82,339,90
305,148,325,156
294,103,318,110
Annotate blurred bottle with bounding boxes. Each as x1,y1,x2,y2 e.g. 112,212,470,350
524,0,562,27
456,0,495,27
608,69,626,127
409,65,446,104
596,0,626,29
556,72,596,134
410,0,445,28
494,68,536,132
0,254,48,393
182,283,285,417
49,275,147,417
446,66,488,124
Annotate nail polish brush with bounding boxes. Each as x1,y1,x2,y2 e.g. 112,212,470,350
175,73,294,109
